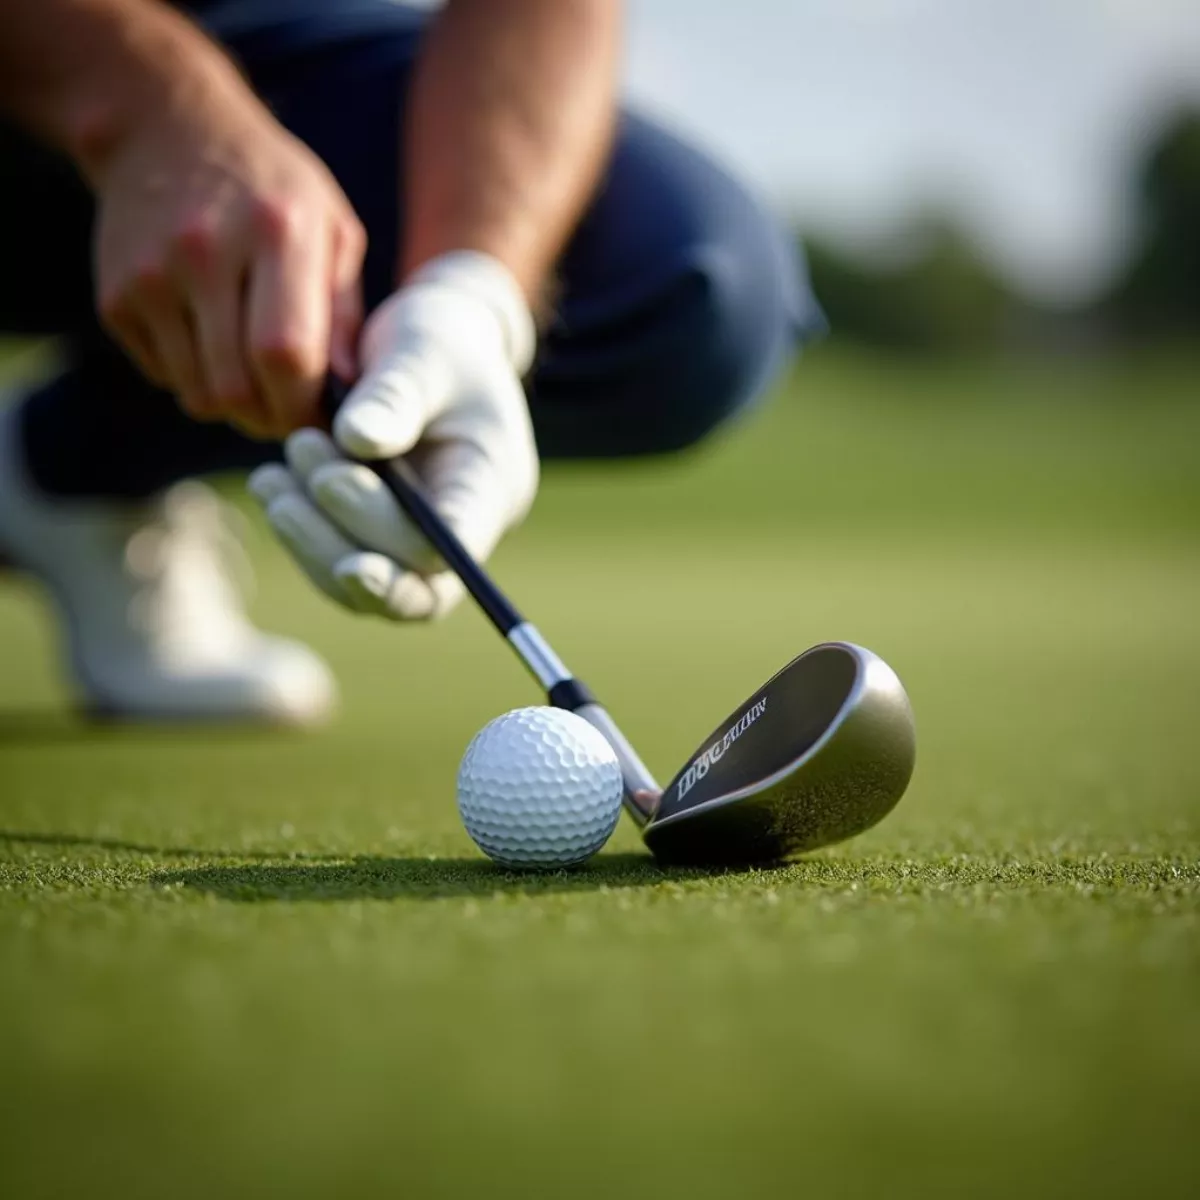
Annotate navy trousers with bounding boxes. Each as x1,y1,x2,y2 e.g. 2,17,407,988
0,10,822,499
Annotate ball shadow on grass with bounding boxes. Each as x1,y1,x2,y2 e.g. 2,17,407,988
1,830,776,900
154,854,681,901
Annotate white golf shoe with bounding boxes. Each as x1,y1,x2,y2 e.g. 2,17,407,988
0,406,336,725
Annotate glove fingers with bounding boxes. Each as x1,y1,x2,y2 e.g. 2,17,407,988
256,486,365,611
334,553,465,621
284,428,342,487
275,426,489,586
427,570,467,618
247,463,297,507
250,460,437,619
308,460,439,574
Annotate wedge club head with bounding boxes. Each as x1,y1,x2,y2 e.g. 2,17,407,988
640,642,915,865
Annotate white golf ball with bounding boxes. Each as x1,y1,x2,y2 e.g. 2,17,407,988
457,706,623,869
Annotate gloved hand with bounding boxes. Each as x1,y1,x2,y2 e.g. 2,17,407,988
248,251,538,619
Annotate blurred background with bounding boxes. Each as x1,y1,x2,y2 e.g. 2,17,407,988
622,0,1200,353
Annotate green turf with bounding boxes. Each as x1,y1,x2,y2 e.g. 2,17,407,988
1,346,1198,1199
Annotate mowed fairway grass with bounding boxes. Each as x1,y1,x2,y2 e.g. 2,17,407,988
1,345,1198,1198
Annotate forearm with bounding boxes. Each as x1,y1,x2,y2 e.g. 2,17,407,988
0,0,248,180
403,0,622,304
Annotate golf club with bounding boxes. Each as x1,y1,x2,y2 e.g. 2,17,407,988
325,382,917,866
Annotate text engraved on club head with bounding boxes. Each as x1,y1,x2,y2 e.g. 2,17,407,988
675,698,769,804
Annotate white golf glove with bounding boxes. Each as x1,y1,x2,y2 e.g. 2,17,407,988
248,251,538,620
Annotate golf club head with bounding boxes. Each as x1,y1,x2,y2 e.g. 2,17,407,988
642,643,915,866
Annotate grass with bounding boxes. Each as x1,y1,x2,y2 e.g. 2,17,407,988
1,344,1198,1198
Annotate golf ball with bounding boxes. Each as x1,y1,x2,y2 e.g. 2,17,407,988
457,706,623,869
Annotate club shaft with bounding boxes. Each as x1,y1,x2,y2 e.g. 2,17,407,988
373,454,660,823
379,456,523,633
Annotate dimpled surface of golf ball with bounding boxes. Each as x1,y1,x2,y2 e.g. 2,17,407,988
457,706,623,869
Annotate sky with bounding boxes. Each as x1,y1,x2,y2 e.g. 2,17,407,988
621,0,1200,301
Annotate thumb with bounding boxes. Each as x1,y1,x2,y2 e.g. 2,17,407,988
333,288,459,461
333,344,454,461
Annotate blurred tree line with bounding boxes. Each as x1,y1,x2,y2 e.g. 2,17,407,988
801,108,1200,354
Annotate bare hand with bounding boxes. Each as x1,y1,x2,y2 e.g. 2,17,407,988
92,76,365,439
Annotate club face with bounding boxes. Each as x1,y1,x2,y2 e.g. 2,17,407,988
642,643,916,866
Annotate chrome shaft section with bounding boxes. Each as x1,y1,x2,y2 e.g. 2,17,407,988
506,622,572,689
